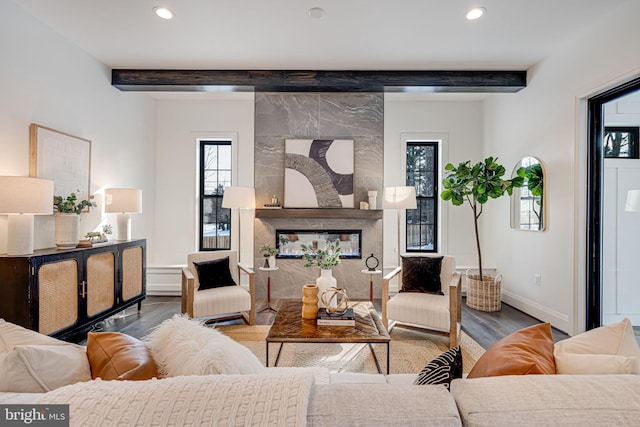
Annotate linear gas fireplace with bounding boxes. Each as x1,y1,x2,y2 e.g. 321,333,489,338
275,230,362,259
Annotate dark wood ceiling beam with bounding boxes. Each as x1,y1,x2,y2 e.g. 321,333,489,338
111,69,526,93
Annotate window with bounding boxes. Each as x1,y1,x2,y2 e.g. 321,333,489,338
199,141,232,250
406,141,438,252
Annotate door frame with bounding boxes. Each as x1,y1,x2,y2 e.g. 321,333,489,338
586,76,640,330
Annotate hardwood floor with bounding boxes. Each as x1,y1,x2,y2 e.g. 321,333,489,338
75,295,569,349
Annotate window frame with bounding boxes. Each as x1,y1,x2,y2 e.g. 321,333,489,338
405,141,439,253
198,139,233,251
399,132,451,254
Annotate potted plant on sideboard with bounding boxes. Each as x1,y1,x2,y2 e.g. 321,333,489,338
53,191,96,248
440,156,523,311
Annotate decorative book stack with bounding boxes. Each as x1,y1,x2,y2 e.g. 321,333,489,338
316,308,355,326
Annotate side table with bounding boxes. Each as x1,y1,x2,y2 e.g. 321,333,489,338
360,269,382,302
258,266,279,312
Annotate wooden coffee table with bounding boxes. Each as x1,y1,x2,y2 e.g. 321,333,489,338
266,300,391,374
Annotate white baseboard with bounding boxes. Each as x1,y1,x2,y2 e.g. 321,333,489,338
147,265,182,296
501,289,570,334
145,264,251,296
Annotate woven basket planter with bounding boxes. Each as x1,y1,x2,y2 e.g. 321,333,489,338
466,271,502,312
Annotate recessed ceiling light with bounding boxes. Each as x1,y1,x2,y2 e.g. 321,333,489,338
466,7,486,20
308,7,325,19
153,6,174,20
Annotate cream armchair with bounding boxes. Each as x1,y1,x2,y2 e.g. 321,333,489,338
382,255,461,348
181,250,256,325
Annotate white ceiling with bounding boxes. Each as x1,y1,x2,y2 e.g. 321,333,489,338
10,0,630,70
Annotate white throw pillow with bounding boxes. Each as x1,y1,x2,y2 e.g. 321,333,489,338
0,345,92,392
0,319,91,392
0,319,70,350
554,318,640,374
144,314,266,377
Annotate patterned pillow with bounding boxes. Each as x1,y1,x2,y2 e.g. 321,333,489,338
414,346,462,389
401,256,444,295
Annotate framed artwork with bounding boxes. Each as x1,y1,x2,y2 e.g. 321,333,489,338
604,126,639,159
284,139,354,208
29,124,92,209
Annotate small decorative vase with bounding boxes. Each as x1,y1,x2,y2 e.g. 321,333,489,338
263,255,270,268
301,284,319,319
55,213,80,249
368,190,377,209
316,269,337,308
269,255,276,268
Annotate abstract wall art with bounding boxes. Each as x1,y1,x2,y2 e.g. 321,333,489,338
29,124,92,210
284,139,354,208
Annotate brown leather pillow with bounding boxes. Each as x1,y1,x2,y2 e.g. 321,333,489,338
86,332,158,380
467,323,556,378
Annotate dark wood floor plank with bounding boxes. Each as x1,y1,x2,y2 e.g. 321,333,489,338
74,295,569,349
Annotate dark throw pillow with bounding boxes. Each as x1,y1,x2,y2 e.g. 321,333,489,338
414,346,462,389
401,256,444,295
193,257,238,291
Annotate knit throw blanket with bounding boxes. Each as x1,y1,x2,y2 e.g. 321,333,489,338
36,372,315,426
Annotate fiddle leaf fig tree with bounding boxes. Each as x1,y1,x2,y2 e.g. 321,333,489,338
441,156,524,281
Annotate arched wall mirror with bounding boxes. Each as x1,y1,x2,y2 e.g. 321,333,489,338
510,156,545,231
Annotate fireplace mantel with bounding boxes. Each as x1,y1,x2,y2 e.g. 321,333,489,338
255,208,382,220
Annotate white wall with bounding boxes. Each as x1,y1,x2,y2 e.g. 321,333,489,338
482,1,640,334
153,95,255,269
0,1,155,254
383,96,483,269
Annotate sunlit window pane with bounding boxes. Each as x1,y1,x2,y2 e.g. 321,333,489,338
199,141,232,250
406,141,438,252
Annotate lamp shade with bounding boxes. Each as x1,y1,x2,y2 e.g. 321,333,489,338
0,176,54,214
625,190,640,213
105,188,142,214
222,186,255,209
382,186,417,209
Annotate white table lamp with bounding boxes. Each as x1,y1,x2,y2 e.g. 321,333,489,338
625,190,640,213
382,186,417,267
222,186,255,262
105,188,142,241
0,176,54,255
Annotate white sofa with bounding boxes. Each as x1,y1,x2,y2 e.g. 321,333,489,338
2,372,640,426
3,316,640,426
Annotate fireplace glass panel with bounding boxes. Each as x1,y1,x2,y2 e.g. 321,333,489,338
276,230,361,259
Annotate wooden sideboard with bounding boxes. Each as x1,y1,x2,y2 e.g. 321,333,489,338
0,239,146,340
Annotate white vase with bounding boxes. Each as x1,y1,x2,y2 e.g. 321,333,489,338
316,269,337,308
269,255,276,268
55,213,79,248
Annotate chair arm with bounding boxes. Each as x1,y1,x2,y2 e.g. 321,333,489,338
448,272,462,348
448,271,461,292
383,266,402,283
181,267,195,317
237,263,256,325
382,266,402,329
237,263,255,275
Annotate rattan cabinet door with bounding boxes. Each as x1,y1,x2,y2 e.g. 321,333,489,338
38,259,78,335
122,245,143,301
86,252,115,317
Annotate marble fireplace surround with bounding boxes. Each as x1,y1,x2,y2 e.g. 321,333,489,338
254,93,384,300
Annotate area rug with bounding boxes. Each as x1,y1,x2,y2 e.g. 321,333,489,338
217,325,485,375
